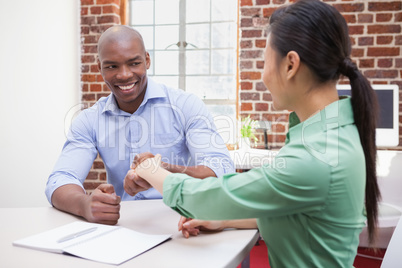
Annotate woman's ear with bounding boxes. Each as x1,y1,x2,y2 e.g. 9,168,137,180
285,51,300,80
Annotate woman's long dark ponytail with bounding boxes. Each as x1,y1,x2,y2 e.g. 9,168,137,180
340,58,380,245
269,0,380,245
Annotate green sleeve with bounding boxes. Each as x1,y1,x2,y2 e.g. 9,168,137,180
163,150,331,220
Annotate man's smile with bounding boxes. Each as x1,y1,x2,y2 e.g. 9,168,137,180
117,81,138,91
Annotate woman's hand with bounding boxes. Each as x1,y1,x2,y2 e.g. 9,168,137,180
135,154,163,179
131,154,170,195
178,216,226,238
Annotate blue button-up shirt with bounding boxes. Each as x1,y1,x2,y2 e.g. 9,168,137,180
46,78,234,203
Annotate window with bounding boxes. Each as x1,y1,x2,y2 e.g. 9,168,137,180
129,0,238,144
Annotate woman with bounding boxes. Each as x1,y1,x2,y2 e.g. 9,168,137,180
131,0,380,266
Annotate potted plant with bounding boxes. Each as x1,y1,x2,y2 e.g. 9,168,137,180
240,115,258,151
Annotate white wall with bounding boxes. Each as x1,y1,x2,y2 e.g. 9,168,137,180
0,0,80,207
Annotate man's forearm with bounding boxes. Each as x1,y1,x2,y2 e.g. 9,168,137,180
163,163,216,179
51,184,88,217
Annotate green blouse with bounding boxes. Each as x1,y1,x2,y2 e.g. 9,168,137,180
163,97,366,267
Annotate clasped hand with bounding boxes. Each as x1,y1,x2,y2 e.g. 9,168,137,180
123,152,162,196
124,153,225,238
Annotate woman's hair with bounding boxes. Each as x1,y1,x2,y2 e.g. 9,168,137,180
268,0,380,244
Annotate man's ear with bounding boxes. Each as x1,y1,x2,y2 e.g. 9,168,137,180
97,56,102,72
285,51,300,80
145,52,151,70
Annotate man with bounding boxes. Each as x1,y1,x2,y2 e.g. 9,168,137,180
45,25,234,225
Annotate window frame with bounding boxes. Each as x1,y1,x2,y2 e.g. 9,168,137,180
127,0,239,107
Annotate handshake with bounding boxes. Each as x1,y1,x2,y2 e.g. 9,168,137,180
124,152,229,238
124,152,165,197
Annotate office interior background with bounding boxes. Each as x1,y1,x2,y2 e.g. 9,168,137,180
0,0,400,208
81,0,402,192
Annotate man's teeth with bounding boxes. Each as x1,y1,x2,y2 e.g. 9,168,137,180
118,83,136,90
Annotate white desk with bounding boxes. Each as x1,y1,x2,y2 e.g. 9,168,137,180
230,148,279,170
2,200,259,268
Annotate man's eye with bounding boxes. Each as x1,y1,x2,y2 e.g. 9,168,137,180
105,65,116,69
132,62,141,66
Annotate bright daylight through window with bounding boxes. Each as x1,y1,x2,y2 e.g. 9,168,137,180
129,0,238,144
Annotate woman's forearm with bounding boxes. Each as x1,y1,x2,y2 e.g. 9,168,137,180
135,155,172,194
221,218,258,229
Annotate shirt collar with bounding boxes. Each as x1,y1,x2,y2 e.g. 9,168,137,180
288,96,354,129
286,96,354,142
103,94,119,114
102,77,167,114
140,77,166,107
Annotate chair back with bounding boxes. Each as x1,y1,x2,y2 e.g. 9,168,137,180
381,216,402,267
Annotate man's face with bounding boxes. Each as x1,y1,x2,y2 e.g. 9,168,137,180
98,37,151,113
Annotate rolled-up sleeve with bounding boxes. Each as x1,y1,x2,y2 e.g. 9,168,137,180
45,111,98,205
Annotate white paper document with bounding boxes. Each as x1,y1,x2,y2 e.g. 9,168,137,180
13,221,171,265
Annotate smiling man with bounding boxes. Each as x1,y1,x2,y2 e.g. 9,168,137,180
97,26,149,114
45,26,234,225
